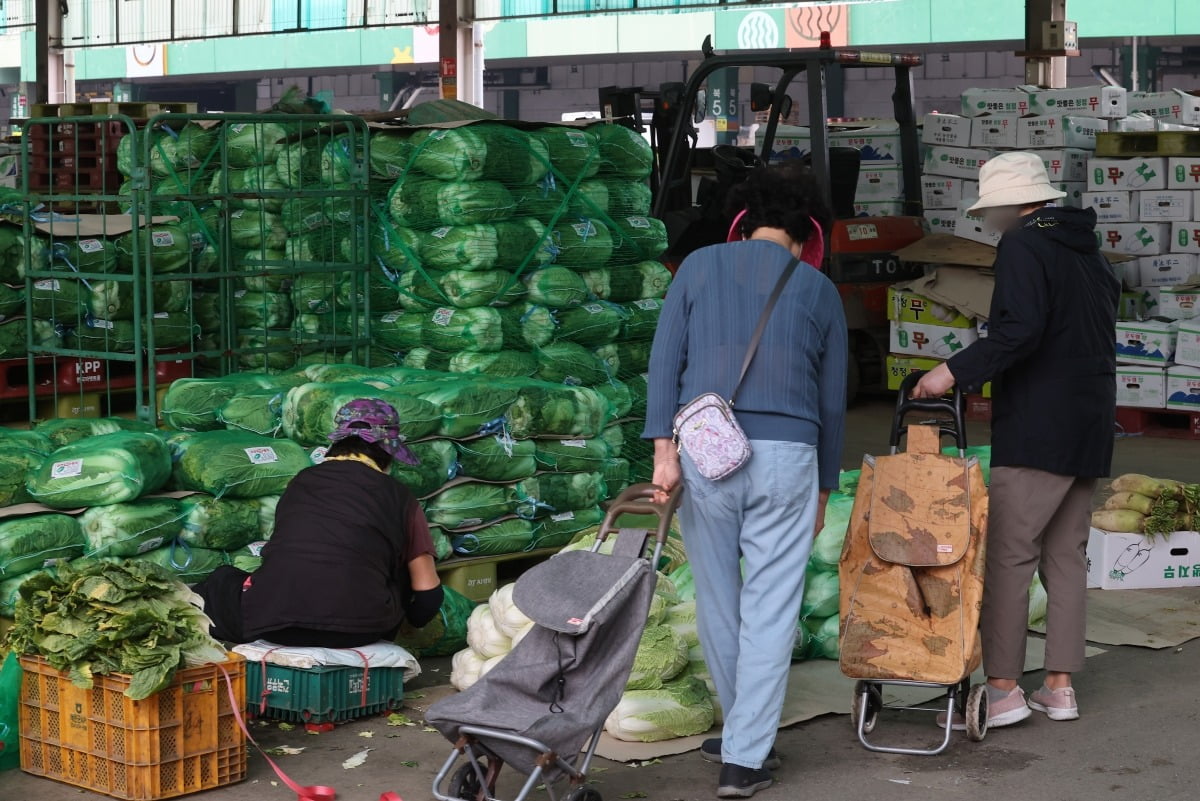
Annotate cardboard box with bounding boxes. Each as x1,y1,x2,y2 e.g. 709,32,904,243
970,117,1019,149
923,146,992,180
1082,191,1133,223
954,208,1002,248
1016,114,1108,149
1030,85,1107,117
1113,113,1158,132
920,177,977,209
856,165,904,202
888,320,980,359
1128,91,1185,120
1160,287,1200,321
1175,319,1200,368
1086,528,1200,590
960,88,1033,118
1115,365,1167,408
1054,182,1085,208
1087,157,1169,191
1111,260,1139,291
1166,365,1200,411
1096,223,1171,257
1118,291,1143,320
756,125,811,162
1116,320,1178,366
887,286,973,328
1167,158,1200,189
921,113,972,147
923,211,957,236
1171,222,1200,254
853,201,907,217
1137,190,1194,222
831,124,902,163
886,354,991,398
1136,286,1163,317
1138,254,1198,286
1035,149,1089,183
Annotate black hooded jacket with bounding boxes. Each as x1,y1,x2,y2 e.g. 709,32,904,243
948,206,1121,478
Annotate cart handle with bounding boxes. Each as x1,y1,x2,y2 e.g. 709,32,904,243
594,484,683,556
891,371,968,453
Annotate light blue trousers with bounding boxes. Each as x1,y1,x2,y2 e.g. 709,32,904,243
678,440,819,770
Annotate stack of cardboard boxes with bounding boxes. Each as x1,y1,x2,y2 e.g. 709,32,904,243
885,285,990,399
1086,154,1200,414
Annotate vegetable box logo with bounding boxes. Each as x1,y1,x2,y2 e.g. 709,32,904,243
70,702,88,733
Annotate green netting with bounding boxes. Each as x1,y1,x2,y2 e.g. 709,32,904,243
550,218,613,269
524,267,589,309
0,318,60,358
321,134,365,184
533,438,611,473
237,333,300,372
424,482,516,530
418,219,553,273
229,209,289,250
534,342,611,386
400,269,526,310
389,177,517,230
374,307,505,354
218,390,286,437
515,472,607,517
276,138,323,188
230,541,266,572
290,272,339,315
455,437,537,482
0,442,43,507
0,429,54,455
534,127,600,181
497,303,557,350
528,505,606,550
582,261,671,302
34,417,157,448
237,249,291,293
235,290,295,330
140,544,229,583
553,302,624,347
280,381,442,445
594,123,654,179
402,348,452,373
603,457,632,498
280,196,329,234
447,350,538,378
71,311,197,353
408,125,550,185
612,216,669,263
370,218,421,274
338,268,400,313
595,380,634,418
0,514,83,579
47,237,118,274
0,224,21,283
28,276,85,319
393,584,475,658
114,223,196,273
430,526,453,561
403,379,522,439
26,432,172,509
600,423,625,457
163,374,304,431
521,179,652,223
506,382,613,439
369,132,413,181
226,121,294,168
173,431,312,499
625,374,649,417
614,341,653,376
449,518,534,556
222,166,288,213
179,495,263,551
620,299,663,341
392,439,459,498
80,498,185,558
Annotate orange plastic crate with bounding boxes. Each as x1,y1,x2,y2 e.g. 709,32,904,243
18,653,247,800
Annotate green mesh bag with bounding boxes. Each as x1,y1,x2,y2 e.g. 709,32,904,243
611,215,669,264
529,505,605,550
402,348,453,373
0,224,21,283
235,290,295,330
534,438,611,473
79,498,186,558
115,223,196,273
498,303,557,350
226,121,293,168
0,514,83,578
401,270,526,310
218,390,286,438
393,585,476,658
276,138,323,188
535,127,600,181
515,472,607,518
28,277,84,320
389,177,517,229
72,312,196,353
599,260,672,302
594,123,655,179
405,379,522,439
140,544,229,583
535,342,611,386
337,268,402,314
603,457,632,499
229,209,289,250
281,381,442,445
551,218,613,269
26,432,172,509
553,302,624,347
448,350,538,379
291,273,340,315
236,333,300,372
173,431,312,499
456,437,537,482
419,218,553,272
424,482,516,530
421,307,505,352
163,374,304,432
594,380,634,419
392,439,459,498
370,219,422,274
280,196,330,234
524,266,590,309
409,125,550,185
506,382,613,439
369,132,415,181
237,249,293,293
0,444,42,508
179,495,263,551
222,165,288,213
79,279,189,322
615,341,653,375
46,236,118,274
450,518,534,557
620,299,663,341
600,423,625,457
34,417,156,448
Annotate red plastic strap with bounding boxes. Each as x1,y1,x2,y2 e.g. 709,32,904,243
259,647,284,716
219,663,339,801
349,648,370,709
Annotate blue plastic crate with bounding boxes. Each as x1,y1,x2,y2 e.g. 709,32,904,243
244,662,405,723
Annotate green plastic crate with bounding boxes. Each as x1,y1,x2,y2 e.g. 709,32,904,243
244,662,406,723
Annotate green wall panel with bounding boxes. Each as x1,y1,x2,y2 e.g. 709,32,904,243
849,0,929,47
484,20,528,61
929,0,1022,43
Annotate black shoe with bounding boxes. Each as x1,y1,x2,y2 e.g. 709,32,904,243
717,764,774,799
701,739,782,770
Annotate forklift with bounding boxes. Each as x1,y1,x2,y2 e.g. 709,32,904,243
601,37,930,402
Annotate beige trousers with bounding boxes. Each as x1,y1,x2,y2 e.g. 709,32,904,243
982,466,1097,679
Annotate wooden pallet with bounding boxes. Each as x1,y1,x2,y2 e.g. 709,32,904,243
25,164,124,194
28,101,198,120
24,119,130,140
1095,131,1200,158
1115,405,1200,440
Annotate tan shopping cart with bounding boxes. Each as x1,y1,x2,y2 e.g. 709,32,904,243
839,374,990,754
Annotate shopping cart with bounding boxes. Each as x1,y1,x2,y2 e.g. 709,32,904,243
838,373,990,754
426,484,682,801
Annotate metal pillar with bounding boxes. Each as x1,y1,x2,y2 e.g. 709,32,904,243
1023,0,1068,88
33,0,66,105
438,0,483,106
707,68,740,146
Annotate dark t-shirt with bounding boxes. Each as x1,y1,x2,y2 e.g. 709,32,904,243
240,460,435,639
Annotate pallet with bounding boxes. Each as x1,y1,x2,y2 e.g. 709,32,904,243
1094,131,1200,158
28,101,198,120
1115,405,1200,439
23,119,129,140
25,163,124,193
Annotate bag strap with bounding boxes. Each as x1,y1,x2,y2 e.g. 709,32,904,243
730,256,801,406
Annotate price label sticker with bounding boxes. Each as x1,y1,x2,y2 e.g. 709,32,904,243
432,308,455,327
245,446,279,465
51,459,83,479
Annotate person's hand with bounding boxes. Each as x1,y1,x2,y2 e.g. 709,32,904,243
651,438,681,505
813,489,831,538
911,363,956,399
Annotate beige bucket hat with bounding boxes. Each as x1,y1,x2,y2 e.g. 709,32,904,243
968,151,1067,214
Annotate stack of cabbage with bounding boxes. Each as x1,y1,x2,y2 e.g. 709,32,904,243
367,121,669,485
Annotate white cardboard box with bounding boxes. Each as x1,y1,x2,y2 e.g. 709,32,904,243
830,125,903,163
1116,320,1178,365
1030,85,1107,117
1097,223,1171,256
1113,113,1158,132
1055,182,1085,208
954,208,1002,248
1016,115,1108,149
970,117,1019,149
1160,286,1200,320
853,201,907,217
1167,158,1200,189
888,320,980,359
1087,157,1169,191
960,88,1033,118
1166,365,1200,411
923,211,958,236
756,125,811,161
1135,286,1163,317
1115,365,1167,408
1035,149,1088,183
920,177,977,209
1086,528,1200,590
1175,319,1200,368
1170,222,1200,254
856,165,904,202
921,113,973,147
1082,191,1133,222
1138,254,1198,286
922,146,992,180
1128,91,1186,120
1137,190,1194,222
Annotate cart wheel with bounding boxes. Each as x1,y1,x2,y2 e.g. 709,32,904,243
450,764,483,801
565,787,603,801
851,681,881,735
965,684,989,742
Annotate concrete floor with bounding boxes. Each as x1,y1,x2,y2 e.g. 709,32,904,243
5,399,1200,801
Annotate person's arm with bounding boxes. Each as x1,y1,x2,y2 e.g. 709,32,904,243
915,239,1049,399
817,284,848,493
644,261,692,504
401,498,444,628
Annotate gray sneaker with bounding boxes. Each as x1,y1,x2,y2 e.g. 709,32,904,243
1028,685,1079,721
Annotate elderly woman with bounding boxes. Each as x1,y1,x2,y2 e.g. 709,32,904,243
644,162,847,799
